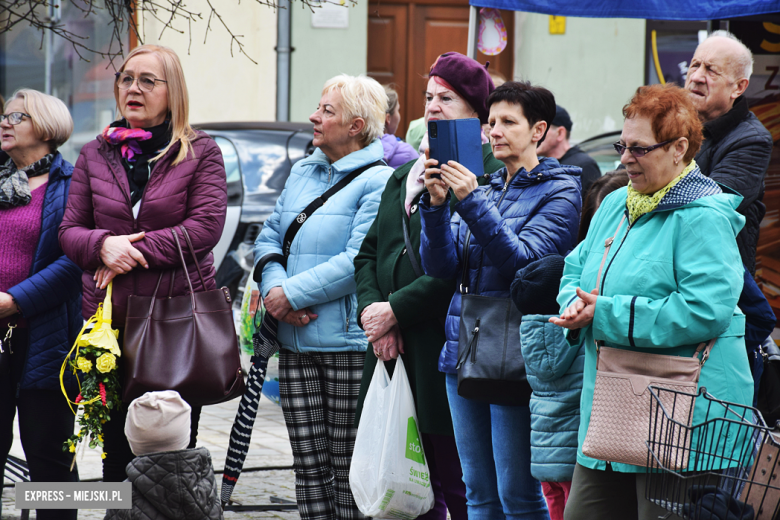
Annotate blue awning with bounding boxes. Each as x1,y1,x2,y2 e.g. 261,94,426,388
469,0,780,21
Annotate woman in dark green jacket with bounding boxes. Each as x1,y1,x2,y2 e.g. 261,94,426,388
354,52,503,520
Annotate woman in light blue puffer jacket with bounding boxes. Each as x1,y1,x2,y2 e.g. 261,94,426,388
253,74,393,520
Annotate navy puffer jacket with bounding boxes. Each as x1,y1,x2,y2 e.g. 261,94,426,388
5,152,83,390
419,157,582,374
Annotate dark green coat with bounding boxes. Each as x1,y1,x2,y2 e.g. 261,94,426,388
354,144,504,436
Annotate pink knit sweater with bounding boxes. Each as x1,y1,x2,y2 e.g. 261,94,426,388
0,183,46,293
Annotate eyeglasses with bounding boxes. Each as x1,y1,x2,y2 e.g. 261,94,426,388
613,139,676,158
0,112,31,125
115,72,167,92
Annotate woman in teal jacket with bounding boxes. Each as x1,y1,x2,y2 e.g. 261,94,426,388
254,74,393,520
551,84,753,520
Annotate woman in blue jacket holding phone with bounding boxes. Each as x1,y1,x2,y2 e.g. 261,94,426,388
420,81,582,519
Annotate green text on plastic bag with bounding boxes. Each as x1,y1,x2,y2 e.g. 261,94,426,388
405,417,425,464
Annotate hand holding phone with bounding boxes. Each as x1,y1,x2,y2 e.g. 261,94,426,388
423,157,448,206
438,161,479,201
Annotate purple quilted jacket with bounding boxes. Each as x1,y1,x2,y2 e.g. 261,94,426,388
59,131,227,325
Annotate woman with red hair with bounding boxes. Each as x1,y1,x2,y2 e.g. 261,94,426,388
354,52,503,519
552,83,753,519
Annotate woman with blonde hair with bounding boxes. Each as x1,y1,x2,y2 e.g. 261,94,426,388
0,89,81,520
380,84,418,167
59,44,228,482
254,73,393,519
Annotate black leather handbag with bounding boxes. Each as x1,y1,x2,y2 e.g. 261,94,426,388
456,229,531,406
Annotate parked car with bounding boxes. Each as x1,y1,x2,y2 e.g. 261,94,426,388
578,130,622,174
193,121,315,301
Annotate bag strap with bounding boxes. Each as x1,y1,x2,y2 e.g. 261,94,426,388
281,159,385,257
179,225,207,289
254,159,385,283
147,229,194,317
460,229,485,295
693,338,716,366
595,214,626,294
592,215,716,364
401,214,424,279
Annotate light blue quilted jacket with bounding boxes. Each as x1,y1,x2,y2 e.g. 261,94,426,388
520,315,584,482
254,139,393,353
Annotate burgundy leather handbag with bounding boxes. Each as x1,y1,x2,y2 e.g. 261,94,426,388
122,226,245,405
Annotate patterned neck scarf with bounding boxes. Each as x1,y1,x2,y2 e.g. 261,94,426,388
103,120,172,206
626,160,697,224
0,154,54,208
102,125,154,161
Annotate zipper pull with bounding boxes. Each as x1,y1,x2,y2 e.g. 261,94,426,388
328,165,332,184
470,318,481,363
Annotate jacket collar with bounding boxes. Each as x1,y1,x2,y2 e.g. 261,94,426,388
300,139,385,174
703,95,749,143
393,155,418,180
487,156,581,190
50,152,70,179
650,162,726,214
560,145,583,162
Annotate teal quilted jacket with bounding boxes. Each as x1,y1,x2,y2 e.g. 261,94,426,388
520,315,583,482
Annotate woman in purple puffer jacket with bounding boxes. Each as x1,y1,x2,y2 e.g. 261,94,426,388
380,85,419,168
59,44,227,483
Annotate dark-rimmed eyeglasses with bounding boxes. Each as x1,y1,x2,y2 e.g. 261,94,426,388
0,112,31,125
115,72,167,92
613,139,676,158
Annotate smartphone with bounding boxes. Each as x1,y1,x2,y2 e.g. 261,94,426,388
428,118,485,179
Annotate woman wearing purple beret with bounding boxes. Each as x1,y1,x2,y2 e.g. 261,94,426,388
355,52,505,519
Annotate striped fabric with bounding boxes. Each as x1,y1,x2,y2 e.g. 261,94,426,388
220,313,280,506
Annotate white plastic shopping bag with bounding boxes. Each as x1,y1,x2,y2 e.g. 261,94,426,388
350,357,435,518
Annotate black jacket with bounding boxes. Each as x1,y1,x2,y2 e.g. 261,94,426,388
104,448,223,520
559,145,601,196
695,96,773,274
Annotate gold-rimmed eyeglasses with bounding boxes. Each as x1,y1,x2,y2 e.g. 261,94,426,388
115,72,168,92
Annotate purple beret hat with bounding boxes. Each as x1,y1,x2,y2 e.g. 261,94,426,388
429,52,495,124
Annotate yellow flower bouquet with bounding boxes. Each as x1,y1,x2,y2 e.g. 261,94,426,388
60,282,122,463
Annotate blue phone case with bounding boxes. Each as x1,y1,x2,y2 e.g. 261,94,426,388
428,118,485,179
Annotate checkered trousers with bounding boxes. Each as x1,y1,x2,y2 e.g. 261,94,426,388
279,349,368,520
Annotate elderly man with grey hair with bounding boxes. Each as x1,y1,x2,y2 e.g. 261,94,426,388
685,30,773,274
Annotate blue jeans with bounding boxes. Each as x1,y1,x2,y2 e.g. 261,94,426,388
446,373,549,520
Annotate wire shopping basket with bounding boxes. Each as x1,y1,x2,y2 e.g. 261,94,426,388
645,385,780,520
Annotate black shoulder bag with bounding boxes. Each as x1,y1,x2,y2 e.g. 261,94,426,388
455,229,531,406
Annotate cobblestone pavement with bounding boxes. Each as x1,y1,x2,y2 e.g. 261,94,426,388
2,397,300,519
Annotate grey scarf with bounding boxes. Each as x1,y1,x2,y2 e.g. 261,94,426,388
0,154,53,208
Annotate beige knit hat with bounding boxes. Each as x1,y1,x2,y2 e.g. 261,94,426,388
125,390,191,456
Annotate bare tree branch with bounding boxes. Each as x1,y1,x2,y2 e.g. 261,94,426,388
0,0,357,66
